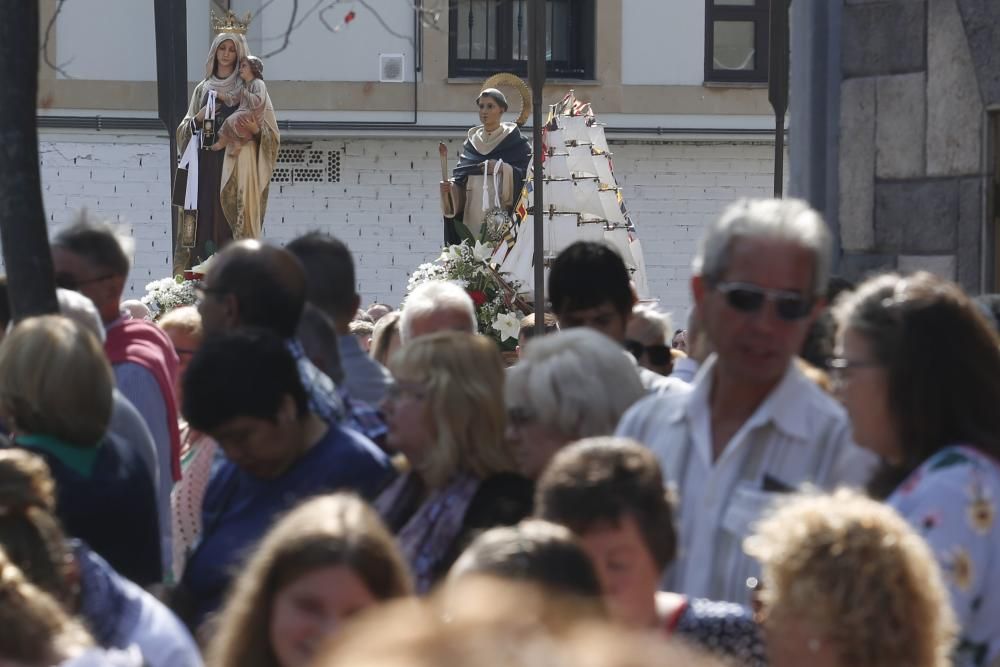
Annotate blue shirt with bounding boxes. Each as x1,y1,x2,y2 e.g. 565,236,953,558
74,542,202,667
286,338,345,423
340,388,388,444
338,334,392,405
179,420,393,625
14,434,162,587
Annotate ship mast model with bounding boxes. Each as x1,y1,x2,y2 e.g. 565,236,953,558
493,90,650,300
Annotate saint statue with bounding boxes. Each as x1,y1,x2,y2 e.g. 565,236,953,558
440,88,531,245
173,12,280,273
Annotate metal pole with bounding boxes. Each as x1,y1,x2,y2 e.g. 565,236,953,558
529,0,546,336
154,0,188,260
769,0,791,197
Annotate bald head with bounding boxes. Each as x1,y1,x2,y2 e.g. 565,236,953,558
199,240,306,339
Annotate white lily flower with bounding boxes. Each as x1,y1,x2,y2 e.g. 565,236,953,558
491,311,521,342
190,255,215,275
472,240,494,264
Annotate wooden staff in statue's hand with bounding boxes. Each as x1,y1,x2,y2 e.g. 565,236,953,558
439,142,458,219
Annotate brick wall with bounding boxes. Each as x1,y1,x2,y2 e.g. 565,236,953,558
34,133,776,323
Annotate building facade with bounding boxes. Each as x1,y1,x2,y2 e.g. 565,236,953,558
35,0,780,317
792,0,1000,294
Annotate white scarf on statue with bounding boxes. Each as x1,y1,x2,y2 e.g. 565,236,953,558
201,32,250,103
468,121,517,156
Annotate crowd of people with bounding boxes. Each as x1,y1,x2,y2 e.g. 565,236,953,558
0,196,996,667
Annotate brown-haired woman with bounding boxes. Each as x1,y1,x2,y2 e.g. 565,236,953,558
832,272,1000,665
0,449,201,666
0,545,94,666
536,437,765,666
207,493,412,667
0,315,160,586
376,331,533,592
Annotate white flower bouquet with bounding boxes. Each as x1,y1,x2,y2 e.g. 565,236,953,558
406,240,528,350
140,276,198,320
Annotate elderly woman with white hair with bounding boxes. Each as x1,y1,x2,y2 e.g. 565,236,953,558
505,329,646,479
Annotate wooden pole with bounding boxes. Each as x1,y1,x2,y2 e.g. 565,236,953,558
529,0,546,336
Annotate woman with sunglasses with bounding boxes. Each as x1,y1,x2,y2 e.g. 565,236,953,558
625,304,678,377
832,271,1000,666
376,332,533,593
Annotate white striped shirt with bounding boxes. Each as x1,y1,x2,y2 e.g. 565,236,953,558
616,355,876,604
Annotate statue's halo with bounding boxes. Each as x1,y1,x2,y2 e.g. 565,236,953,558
482,73,532,127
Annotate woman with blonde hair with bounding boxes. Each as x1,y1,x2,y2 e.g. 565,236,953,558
505,329,646,479
369,310,401,366
745,489,956,667
376,331,532,592
0,315,160,586
207,493,412,667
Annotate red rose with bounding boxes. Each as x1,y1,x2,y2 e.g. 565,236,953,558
344,10,356,23
468,290,487,306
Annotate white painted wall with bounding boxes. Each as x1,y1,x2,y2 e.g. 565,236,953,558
31,133,776,319
56,0,158,81
55,1,709,86
254,1,416,82
52,0,415,83
621,1,706,85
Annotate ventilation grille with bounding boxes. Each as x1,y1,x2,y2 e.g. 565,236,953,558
272,143,342,184
380,53,405,83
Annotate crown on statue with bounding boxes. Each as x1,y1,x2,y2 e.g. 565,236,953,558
210,9,253,35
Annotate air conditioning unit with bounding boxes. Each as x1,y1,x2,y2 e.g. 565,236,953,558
380,53,405,83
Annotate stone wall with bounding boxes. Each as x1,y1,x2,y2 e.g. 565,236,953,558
31,132,778,321
837,0,997,291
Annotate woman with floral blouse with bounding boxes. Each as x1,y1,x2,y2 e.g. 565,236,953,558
832,271,1000,666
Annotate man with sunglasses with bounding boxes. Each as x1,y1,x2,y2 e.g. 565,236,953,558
617,198,875,605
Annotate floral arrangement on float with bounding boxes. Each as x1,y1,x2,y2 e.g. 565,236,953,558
405,240,528,351
140,257,214,320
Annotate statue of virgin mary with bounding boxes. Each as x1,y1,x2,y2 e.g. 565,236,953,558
173,21,280,273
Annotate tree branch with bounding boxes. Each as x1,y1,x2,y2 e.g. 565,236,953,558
40,0,74,79
259,0,299,58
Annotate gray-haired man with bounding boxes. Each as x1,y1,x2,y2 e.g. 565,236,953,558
616,198,875,604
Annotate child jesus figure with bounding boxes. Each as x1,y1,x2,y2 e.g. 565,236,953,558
212,56,267,157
